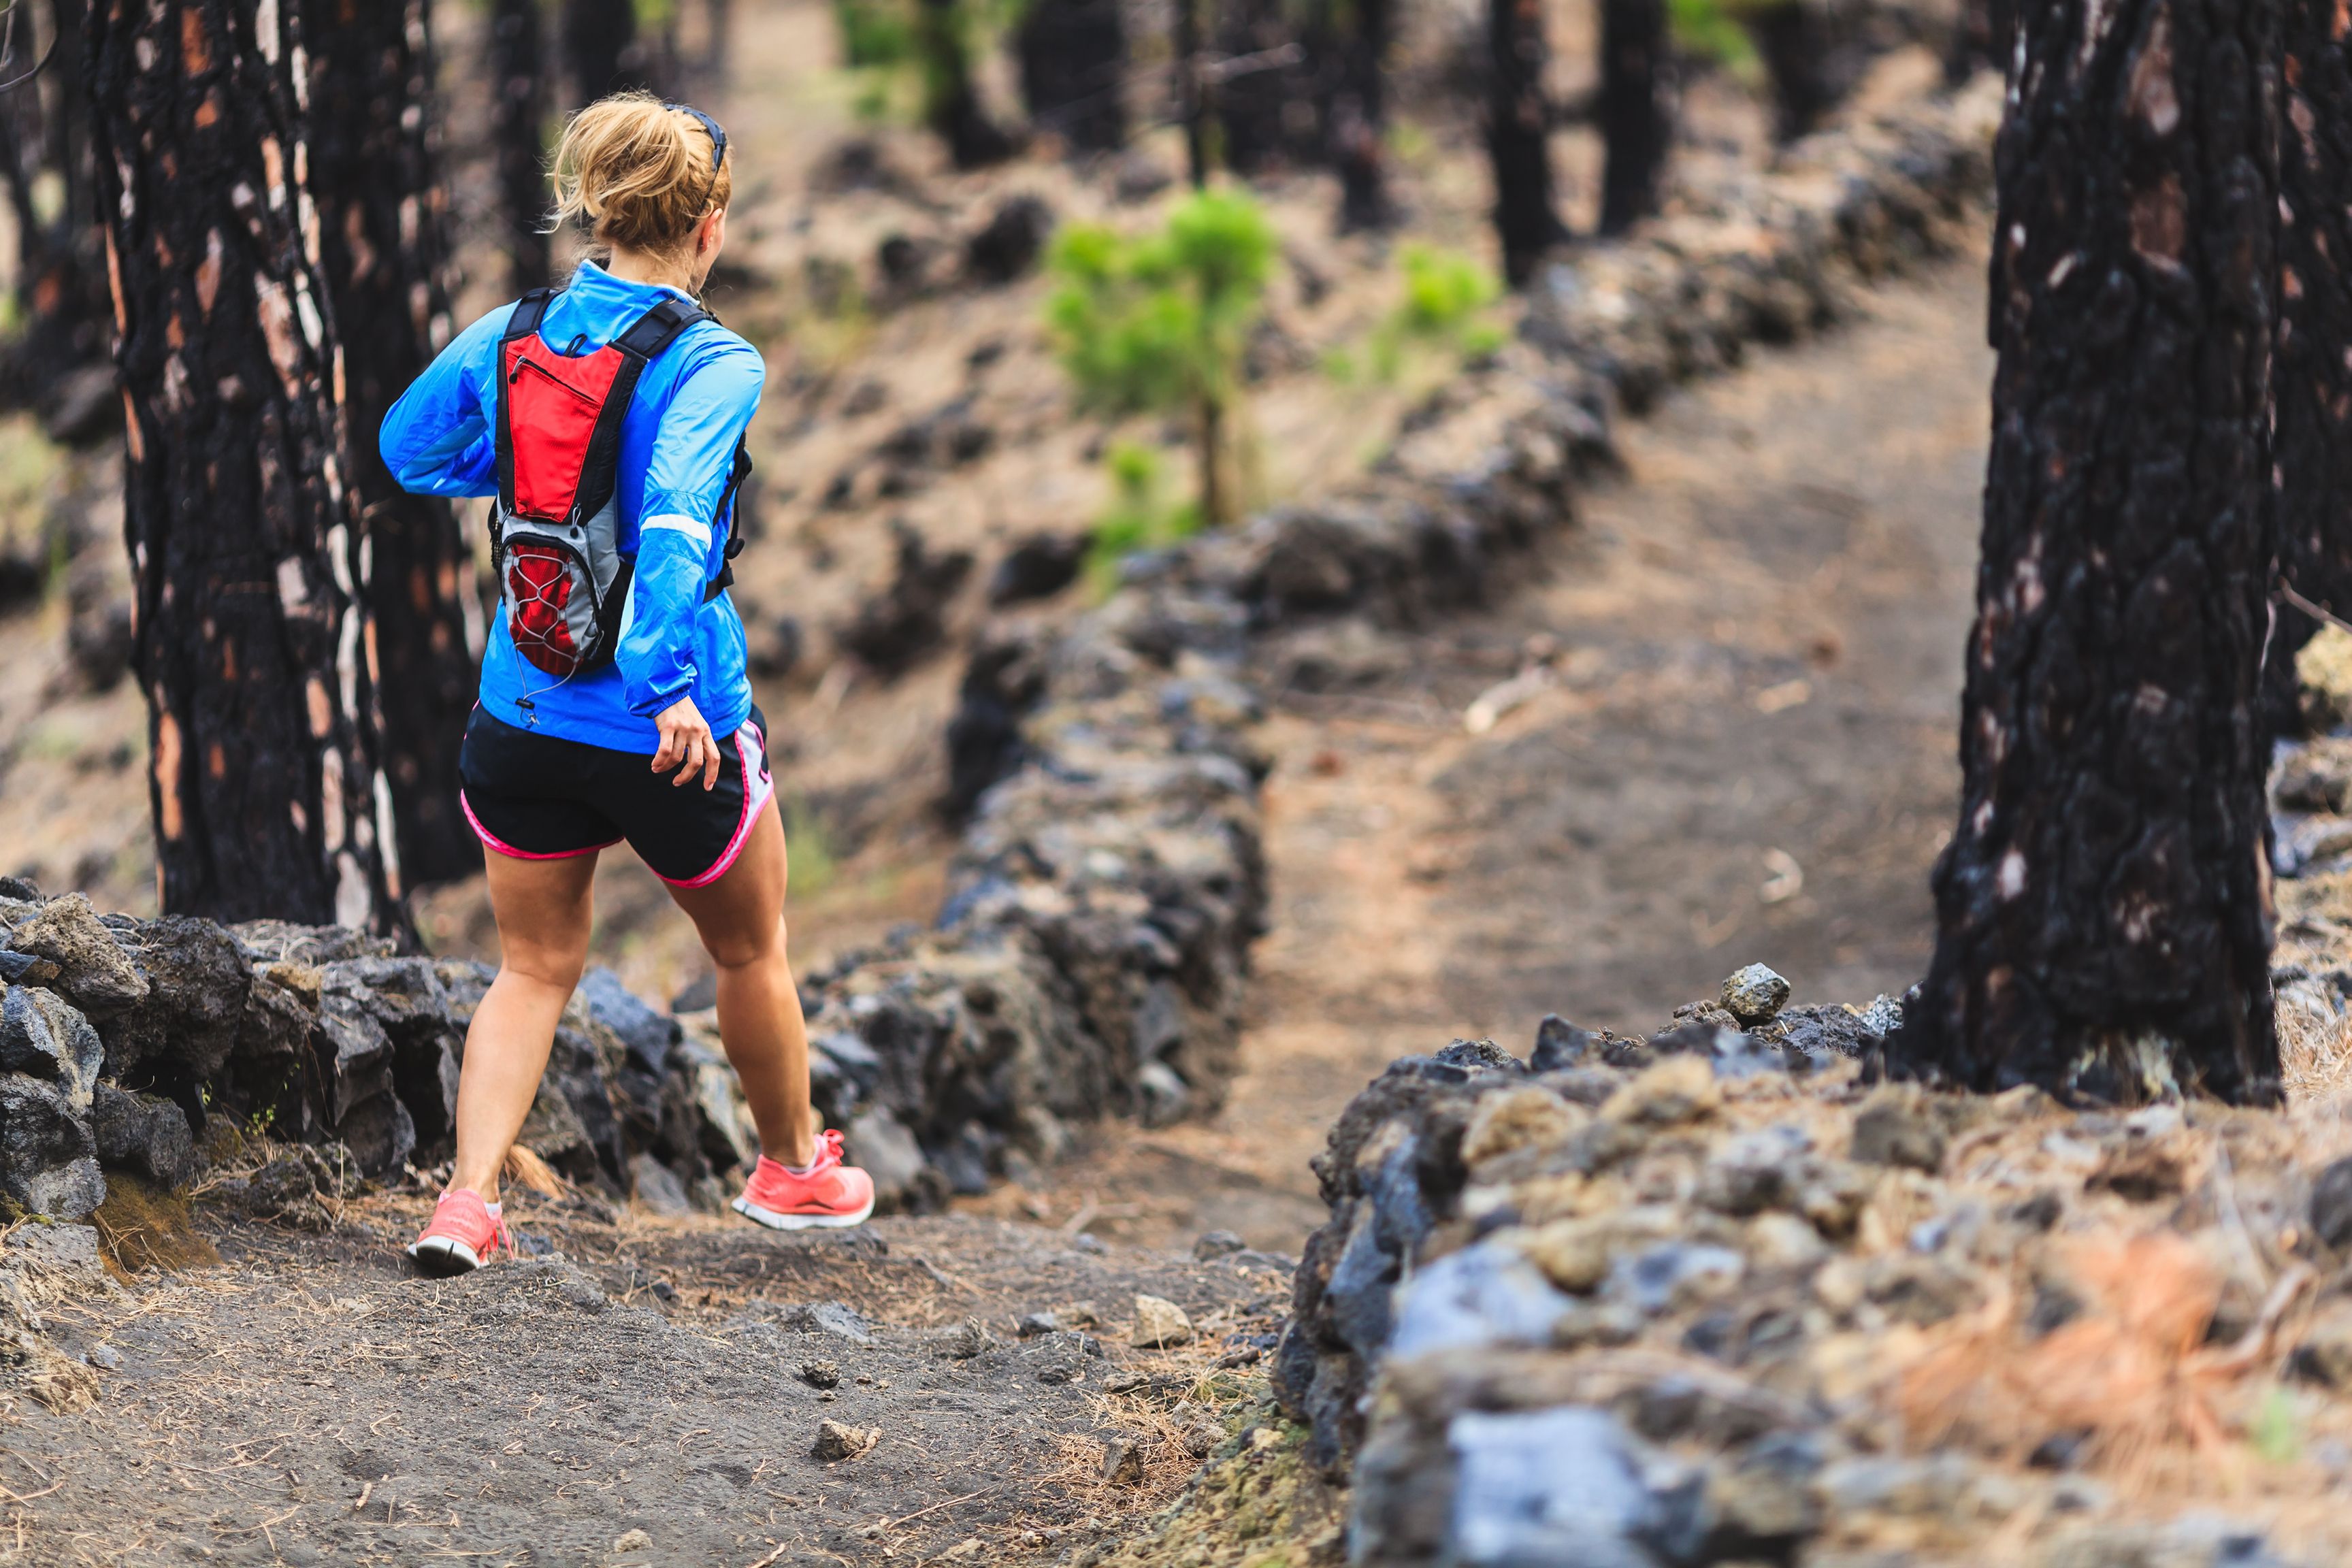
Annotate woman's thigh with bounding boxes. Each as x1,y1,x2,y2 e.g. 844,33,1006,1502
664,797,789,966
483,847,600,980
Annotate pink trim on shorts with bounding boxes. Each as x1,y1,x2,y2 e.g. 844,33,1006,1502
656,721,776,889
461,789,619,862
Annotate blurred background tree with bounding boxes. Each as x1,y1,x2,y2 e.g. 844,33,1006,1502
1046,189,1275,529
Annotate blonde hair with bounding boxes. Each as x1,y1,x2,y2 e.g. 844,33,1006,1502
551,92,733,255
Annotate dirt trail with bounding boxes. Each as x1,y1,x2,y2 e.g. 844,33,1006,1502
1007,251,1996,1253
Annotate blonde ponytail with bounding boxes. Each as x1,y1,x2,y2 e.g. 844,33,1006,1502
551,92,733,255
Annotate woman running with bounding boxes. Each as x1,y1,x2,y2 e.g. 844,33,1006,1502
380,94,872,1275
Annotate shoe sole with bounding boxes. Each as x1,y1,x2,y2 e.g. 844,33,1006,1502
406,1237,483,1276
732,1194,877,1231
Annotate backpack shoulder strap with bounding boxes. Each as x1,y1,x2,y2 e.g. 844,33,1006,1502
504,287,556,342
493,287,561,514
612,296,714,361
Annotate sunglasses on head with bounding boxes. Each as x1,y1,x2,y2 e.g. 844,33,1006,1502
666,102,728,175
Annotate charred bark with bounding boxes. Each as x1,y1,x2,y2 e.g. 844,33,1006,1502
88,0,403,933
563,0,650,101
1598,0,1668,234
1945,0,2017,84
1175,0,1209,186
0,0,113,436
491,0,551,291
310,0,480,889
2272,0,2352,738
1746,0,1869,142
1213,0,1313,176
1017,0,1126,153
1486,0,1565,284
1326,0,1392,231
1888,0,2283,1103
917,0,1018,168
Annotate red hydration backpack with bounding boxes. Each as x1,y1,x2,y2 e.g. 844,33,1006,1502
491,287,752,681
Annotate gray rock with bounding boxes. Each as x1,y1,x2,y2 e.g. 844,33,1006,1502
800,1360,840,1388
88,1082,195,1189
1531,1015,1594,1071
813,1418,880,1463
0,985,103,1108
1132,1294,1193,1348
939,1317,1002,1360
1849,1087,1947,1173
1390,1241,1577,1359
2311,1155,2352,1250
1135,1060,1192,1128
1445,1407,1671,1568
779,1300,879,1346
1605,1241,1745,1316
7,894,146,1014
628,1153,693,1217
0,1073,103,1219
845,1107,926,1208
1719,964,1791,1026
1015,1311,1061,1337
1193,1229,1246,1260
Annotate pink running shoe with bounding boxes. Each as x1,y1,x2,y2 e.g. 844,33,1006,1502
405,1189,512,1276
733,1130,876,1230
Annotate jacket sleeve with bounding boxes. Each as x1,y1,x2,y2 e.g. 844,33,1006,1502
615,338,766,719
378,304,512,497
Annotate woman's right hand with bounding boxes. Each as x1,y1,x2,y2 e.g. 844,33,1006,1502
651,696,722,789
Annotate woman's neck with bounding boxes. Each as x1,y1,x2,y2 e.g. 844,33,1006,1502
603,245,696,295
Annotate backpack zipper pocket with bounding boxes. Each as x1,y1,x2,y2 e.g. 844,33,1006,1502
508,355,602,403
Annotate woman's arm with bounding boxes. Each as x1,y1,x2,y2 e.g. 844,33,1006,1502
379,305,514,497
617,338,766,742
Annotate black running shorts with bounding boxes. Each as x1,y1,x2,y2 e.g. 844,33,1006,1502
458,704,775,887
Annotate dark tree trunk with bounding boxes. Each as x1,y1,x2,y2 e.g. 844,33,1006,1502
1017,0,1126,153
1214,0,1312,175
1326,0,1392,231
310,0,481,891
0,0,113,435
1598,0,1668,234
88,0,404,932
491,0,551,291
2272,0,2352,741
564,0,649,101
1887,0,2283,1104
917,0,1018,168
1175,0,1209,186
1746,0,1867,142
1486,0,1564,284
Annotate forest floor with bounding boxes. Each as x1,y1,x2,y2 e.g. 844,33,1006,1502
0,247,1992,1567
0,0,2004,1558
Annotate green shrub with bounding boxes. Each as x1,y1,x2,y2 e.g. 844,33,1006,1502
1086,441,1200,593
1045,189,1277,527
1672,0,1762,78
1330,244,1506,385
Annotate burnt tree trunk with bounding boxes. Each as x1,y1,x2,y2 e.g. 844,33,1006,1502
1326,0,1392,231
491,0,551,291
88,0,404,932
1486,0,1564,284
1746,0,1868,142
1175,0,1209,186
310,0,481,889
0,0,113,435
564,0,649,101
1887,0,2283,1104
2272,0,2352,738
1017,0,1127,153
917,0,1018,168
1598,0,1668,233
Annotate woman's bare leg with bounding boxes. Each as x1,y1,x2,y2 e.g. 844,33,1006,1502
447,849,600,1205
665,799,816,1169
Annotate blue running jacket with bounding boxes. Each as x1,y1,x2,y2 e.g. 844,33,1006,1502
380,261,764,753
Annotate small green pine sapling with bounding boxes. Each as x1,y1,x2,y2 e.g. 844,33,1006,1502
1045,189,1278,533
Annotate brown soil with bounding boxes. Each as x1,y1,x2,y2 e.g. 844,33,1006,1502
996,248,1995,1254
1,1195,1286,1567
